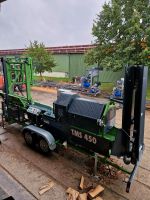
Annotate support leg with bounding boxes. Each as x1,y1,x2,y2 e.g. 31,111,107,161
94,152,98,176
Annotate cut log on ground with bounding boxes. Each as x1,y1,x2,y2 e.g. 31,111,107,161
67,193,73,200
66,187,79,200
78,193,87,200
88,185,104,199
39,181,54,195
94,197,103,200
79,176,84,190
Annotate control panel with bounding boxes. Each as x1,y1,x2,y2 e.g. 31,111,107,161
27,106,41,116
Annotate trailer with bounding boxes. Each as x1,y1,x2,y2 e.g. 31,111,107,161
0,57,148,192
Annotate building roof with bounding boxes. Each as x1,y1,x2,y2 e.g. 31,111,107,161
0,44,96,56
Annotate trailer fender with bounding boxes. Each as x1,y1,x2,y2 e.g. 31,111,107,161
23,125,56,150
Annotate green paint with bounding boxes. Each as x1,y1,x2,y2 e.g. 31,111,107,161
5,57,33,107
99,69,124,83
53,54,69,72
102,127,118,142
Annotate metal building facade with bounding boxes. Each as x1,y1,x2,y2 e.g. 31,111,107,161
53,53,124,82
0,45,125,83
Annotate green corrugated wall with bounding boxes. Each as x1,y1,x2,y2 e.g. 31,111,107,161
52,53,124,82
1,53,126,83
99,69,124,82
69,54,87,77
53,54,69,72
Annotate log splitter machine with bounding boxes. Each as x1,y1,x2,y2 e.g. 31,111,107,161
0,57,148,192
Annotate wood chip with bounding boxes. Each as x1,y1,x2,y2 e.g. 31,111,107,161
78,193,87,200
67,193,73,200
66,187,79,200
79,176,84,190
39,183,50,190
39,181,54,195
88,185,104,199
94,197,103,200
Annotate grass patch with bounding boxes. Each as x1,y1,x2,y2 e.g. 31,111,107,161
34,76,70,82
101,82,114,93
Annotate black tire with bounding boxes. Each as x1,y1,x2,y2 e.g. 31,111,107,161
39,138,50,153
123,155,131,165
24,131,34,146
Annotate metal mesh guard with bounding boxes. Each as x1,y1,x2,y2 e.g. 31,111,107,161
55,93,78,107
68,97,105,120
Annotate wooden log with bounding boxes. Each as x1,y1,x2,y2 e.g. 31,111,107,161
79,176,84,190
66,187,79,200
94,197,103,200
67,193,73,200
88,185,104,199
78,193,87,200
39,181,54,195
39,183,50,190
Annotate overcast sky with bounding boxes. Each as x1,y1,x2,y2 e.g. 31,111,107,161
0,0,106,50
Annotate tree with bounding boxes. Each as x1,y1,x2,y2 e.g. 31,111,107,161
25,41,56,79
85,0,150,70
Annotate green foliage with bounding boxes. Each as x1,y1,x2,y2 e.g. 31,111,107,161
85,0,150,70
25,41,56,77
84,49,96,66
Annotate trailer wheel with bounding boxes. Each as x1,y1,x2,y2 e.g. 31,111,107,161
123,155,131,165
39,138,50,153
24,131,34,146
